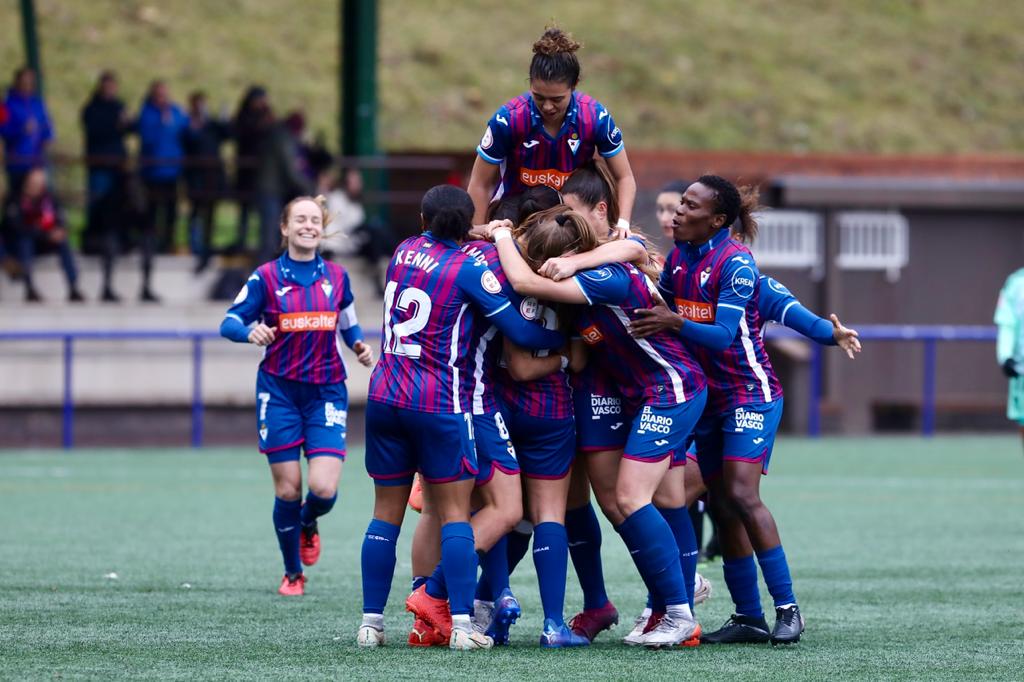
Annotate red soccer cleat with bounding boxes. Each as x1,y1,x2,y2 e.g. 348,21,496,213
300,524,321,566
278,573,306,596
408,475,424,513
568,601,620,641
408,617,447,647
405,585,452,640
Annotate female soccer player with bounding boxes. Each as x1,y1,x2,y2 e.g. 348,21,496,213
467,27,637,228
220,195,373,596
484,206,707,648
631,175,804,645
655,180,690,240
357,185,564,651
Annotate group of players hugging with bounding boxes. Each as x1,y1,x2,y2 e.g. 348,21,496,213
221,28,861,651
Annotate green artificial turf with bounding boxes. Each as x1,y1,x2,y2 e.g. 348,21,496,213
1,436,1022,680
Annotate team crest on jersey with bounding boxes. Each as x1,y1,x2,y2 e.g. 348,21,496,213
731,267,756,298
480,126,493,150
520,297,539,320
321,279,333,297
700,267,712,287
581,324,604,345
767,277,791,295
481,270,502,294
567,133,580,155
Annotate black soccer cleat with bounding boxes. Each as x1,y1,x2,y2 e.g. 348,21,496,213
770,605,805,645
700,614,771,644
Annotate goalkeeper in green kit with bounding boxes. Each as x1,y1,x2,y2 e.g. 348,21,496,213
995,268,1024,449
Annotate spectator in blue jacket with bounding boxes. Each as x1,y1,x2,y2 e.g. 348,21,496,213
1,67,53,197
138,80,188,254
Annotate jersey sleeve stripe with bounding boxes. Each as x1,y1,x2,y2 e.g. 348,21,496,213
779,300,798,326
598,142,625,158
476,146,504,165
718,302,747,312
338,303,359,330
482,301,511,318
572,276,594,305
225,312,247,325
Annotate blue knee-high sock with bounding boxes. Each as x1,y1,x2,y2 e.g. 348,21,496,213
481,535,510,601
723,555,763,618
361,519,400,614
532,522,569,624
300,490,336,528
506,528,532,575
756,545,797,607
425,562,447,599
617,504,688,607
441,522,477,616
659,506,698,610
565,503,609,610
273,497,302,576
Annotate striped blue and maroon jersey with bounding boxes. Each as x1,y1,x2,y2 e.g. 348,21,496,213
460,240,573,419
368,233,518,414
225,254,358,385
572,263,706,414
659,231,783,414
476,91,623,199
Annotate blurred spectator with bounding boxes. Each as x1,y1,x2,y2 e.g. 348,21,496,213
81,70,132,302
138,80,188,254
230,86,272,253
323,167,393,296
184,90,229,273
0,67,53,198
2,167,83,303
255,108,312,261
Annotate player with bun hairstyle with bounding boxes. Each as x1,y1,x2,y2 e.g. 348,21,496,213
631,175,805,645
468,27,637,232
220,195,374,597
357,185,565,651
482,207,708,649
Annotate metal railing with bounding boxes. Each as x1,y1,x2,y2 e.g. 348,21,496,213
0,325,999,448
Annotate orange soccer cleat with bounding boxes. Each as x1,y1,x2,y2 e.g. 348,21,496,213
300,524,321,566
405,585,452,640
408,475,424,513
408,617,447,647
278,573,306,596
681,623,702,648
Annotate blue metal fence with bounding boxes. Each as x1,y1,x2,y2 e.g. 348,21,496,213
0,325,998,448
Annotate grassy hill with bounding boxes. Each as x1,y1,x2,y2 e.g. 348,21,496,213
1,0,1023,160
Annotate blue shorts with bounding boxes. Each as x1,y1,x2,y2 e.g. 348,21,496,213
622,388,707,466
574,389,629,453
256,369,348,465
694,399,784,480
501,400,576,480
364,400,478,487
474,410,520,486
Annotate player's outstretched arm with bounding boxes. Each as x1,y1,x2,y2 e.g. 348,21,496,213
488,225,589,304
538,238,646,282
829,313,861,360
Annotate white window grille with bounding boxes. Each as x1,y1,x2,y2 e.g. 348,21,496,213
836,212,909,282
750,210,823,280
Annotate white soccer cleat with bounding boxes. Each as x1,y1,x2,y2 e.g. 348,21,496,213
642,614,699,649
473,599,494,633
449,628,494,650
623,612,650,646
693,573,712,606
356,624,386,648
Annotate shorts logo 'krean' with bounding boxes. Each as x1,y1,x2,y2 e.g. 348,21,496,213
520,168,572,189
675,298,715,323
279,311,338,332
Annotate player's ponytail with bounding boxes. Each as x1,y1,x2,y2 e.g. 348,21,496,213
530,27,582,87
516,185,563,226
697,174,761,244
517,206,599,270
421,184,474,242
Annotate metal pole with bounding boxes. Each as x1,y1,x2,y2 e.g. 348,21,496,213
62,336,73,449
922,339,937,437
19,0,43,94
191,336,204,448
808,343,823,437
341,0,378,157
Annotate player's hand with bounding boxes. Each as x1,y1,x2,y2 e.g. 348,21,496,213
479,219,514,241
353,340,374,367
248,323,276,346
538,256,578,282
829,314,861,360
613,223,633,240
1002,358,1019,378
629,305,684,338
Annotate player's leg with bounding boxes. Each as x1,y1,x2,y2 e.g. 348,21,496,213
298,382,348,566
